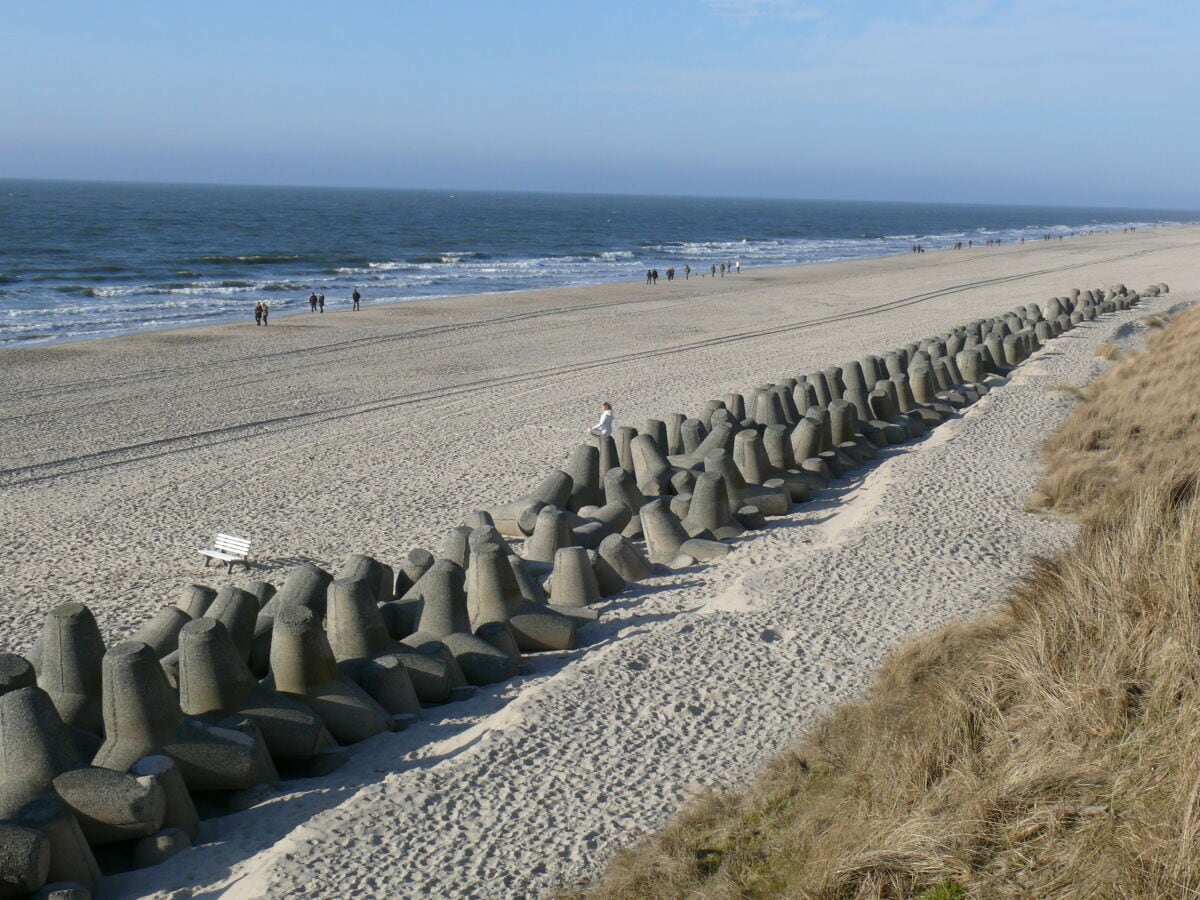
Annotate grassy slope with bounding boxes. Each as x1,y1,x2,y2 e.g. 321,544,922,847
581,305,1200,899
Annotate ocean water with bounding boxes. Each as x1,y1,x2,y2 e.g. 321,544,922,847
0,179,1195,345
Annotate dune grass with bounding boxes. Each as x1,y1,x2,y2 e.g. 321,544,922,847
579,305,1200,899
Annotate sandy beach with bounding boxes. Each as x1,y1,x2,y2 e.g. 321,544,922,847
2,227,1198,897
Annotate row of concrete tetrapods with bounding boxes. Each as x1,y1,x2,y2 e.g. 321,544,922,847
0,282,1167,898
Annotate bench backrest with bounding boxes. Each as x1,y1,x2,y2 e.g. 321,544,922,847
214,533,251,555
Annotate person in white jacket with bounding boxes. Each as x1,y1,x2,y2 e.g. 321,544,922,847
589,402,614,437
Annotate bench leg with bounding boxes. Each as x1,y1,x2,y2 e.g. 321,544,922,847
226,561,234,575
203,558,210,568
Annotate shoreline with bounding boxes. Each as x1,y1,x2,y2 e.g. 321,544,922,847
2,222,1191,350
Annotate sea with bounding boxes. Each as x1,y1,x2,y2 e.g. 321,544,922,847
1,179,1195,346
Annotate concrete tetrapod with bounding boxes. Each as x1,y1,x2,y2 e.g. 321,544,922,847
268,607,394,744
0,821,50,896
523,505,574,564
465,546,524,630
435,633,518,687
667,422,734,471
630,433,674,496
176,584,216,620
412,559,472,638
92,643,261,792
762,424,826,490
613,426,637,473
682,470,744,541
595,434,619,476
704,449,789,517
468,524,514,556
175,617,336,765
129,607,191,660
50,766,164,848
245,580,276,611
487,469,572,537
440,526,473,570
325,577,391,662
345,654,422,719
0,687,164,876
680,418,708,455
35,603,105,736
565,443,602,511
638,499,690,565
666,412,687,455
733,429,809,503
265,563,332,618
0,652,36,695
578,501,632,537
598,533,652,582
0,793,99,895
337,554,393,603
396,638,473,701
507,554,547,605
204,586,259,663
634,419,663,458
548,547,601,608
570,521,611,551
395,548,435,596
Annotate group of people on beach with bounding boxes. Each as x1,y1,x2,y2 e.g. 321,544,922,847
307,288,362,313
645,260,740,284
252,289,363,325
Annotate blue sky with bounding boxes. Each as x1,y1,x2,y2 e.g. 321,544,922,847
2,1,1197,207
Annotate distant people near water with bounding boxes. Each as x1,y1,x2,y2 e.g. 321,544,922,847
646,269,653,284
711,263,717,277
588,401,614,437
254,302,263,326
735,260,740,274
651,269,659,284
318,293,325,313
309,292,318,312
666,267,675,282
684,264,691,280
261,301,269,325
352,288,361,310
720,263,726,277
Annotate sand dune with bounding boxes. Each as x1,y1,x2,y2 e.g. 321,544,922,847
2,227,1197,897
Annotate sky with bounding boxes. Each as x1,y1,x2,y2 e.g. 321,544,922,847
2,0,1198,208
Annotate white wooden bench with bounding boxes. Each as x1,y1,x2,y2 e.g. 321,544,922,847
199,533,252,573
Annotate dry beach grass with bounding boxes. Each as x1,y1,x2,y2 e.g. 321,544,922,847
584,306,1200,899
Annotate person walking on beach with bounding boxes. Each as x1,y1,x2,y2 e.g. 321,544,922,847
309,292,318,312
666,267,675,282
646,269,653,285
711,264,717,277
720,263,726,277
318,293,325,313
254,302,263,326
651,269,659,284
588,402,614,437
352,288,361,310
261,301,269,325
684,264,691,280
735,260,740,274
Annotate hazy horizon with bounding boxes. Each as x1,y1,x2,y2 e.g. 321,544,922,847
4,175,1200,215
